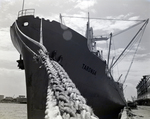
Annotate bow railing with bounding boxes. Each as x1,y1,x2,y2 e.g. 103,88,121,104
18,9,35,17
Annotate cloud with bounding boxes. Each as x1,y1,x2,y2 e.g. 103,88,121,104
0,28,16,51
0,68,25,97
134,53,150,61
111,57,150,100
0,0,149,100
98,15,139,33
123,59,150,100
0,0,21,28
0,28,20,64
0,59,18,70
0,26,23,96
74,0,96,10
122,61,150,83
61,12,88,35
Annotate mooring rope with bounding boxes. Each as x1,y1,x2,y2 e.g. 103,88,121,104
38,49,99,119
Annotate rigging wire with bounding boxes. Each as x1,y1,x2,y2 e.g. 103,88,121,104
110,19,149,69
112,31,141,68
62,14,146,42
61,15,145,22
112,19,148,68
122,22,148,84
111,35,120,78
112,20,145,38
15,22,38,57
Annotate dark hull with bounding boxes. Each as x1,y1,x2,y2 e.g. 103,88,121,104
10,15,126,119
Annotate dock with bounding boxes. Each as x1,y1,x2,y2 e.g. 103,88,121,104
121,106,150,119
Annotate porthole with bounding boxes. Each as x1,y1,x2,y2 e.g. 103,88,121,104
23,22,29,27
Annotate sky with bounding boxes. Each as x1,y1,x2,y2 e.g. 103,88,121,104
0,0,150,100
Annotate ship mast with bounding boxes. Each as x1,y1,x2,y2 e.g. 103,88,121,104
86,12,90,50
86,12,95,52
60,14,63,24
21,0,25,16
22,0,25,15
107,33,112,69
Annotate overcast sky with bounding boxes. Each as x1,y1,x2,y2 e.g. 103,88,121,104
0,0,150,100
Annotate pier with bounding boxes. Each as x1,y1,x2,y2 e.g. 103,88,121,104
121,106,150,119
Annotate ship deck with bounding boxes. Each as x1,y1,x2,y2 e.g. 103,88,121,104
121,106,150,119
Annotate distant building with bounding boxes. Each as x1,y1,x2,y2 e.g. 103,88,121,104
136,75,150,105
1,96,14,103
17,95,27,104
4,97,13,101
18,95,25,98
0,95,4,101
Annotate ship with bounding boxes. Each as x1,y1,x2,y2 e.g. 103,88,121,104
10,9,148,119
136,75,150,106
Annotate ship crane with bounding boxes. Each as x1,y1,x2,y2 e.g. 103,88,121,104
113,19,149,84
110,19,149,69
60,13,149,82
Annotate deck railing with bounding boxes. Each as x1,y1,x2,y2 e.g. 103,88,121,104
18,9,35,17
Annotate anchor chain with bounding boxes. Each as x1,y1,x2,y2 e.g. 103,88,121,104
38,49,99,119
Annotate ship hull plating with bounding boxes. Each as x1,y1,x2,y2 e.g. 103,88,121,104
10,15,126,119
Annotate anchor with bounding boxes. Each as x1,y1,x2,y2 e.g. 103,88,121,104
16,55,24,70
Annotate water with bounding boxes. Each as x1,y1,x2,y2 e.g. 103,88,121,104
0,103,27,119
1,103,150,119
